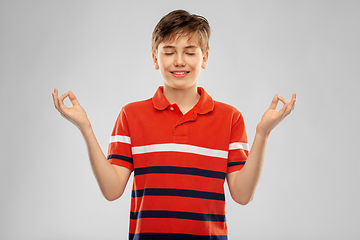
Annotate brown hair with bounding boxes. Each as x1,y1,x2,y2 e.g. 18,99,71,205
152,10,211,55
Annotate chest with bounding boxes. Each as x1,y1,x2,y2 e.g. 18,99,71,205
127,104,233,151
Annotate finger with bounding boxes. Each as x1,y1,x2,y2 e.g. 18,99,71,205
57,92,69,113
68,91,80,106
53,89,64,112
277,95,290,116
289,93,297,111
284,93,296,113
278,102,289,117
52,88,59,110
268,94,279,110
277,95,290,105
279,94,296,116
58,91,68,102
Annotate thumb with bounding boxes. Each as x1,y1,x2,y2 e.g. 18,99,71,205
268,94,279,110
68,91,80,106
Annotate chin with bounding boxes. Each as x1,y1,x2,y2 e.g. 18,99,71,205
166,82,197,90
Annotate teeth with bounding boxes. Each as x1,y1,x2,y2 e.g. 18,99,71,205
173,72,187,75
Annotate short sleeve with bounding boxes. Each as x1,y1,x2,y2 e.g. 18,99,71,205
227,112,249,173
107,107,134,171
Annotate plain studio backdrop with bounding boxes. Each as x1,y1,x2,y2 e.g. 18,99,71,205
1,0,359,239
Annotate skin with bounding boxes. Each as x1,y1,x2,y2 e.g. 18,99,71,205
152,35,209,114
52,89,131,201
227,93,296,204
52,34,296,204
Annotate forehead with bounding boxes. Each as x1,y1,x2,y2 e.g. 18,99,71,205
160,33,201,48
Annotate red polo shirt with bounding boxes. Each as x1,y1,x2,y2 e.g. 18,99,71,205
107,87,249,240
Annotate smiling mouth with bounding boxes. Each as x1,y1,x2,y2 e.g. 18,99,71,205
171,71,190,75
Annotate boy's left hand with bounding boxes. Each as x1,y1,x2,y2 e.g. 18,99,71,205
256,94,297,136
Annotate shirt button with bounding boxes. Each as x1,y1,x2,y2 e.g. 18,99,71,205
170,107,174,111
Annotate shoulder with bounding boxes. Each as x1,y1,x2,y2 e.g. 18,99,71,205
211,101,246,128
214,100,238,111
122,98,153,112
213,101,243,117
114,98,153,121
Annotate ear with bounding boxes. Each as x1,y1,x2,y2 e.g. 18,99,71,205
201,50,209,69
152,52,159,70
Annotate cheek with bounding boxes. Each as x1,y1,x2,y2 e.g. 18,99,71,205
159,57,172,69
159,61,172,76
188,57,203,69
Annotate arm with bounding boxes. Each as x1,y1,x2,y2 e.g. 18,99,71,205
227,94,296,205
52,89,131,201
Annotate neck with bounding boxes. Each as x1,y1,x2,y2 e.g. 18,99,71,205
163,85,200,114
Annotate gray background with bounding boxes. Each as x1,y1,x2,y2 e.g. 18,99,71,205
1,0,359,239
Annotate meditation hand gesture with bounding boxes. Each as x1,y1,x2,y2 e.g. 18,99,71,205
256,94,297,136
52,89,91,131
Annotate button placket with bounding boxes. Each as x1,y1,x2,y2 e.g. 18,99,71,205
168,104,183,129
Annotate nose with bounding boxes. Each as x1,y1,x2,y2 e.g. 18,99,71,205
174,54,185,67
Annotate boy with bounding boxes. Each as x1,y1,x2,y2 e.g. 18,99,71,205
52,10,296,240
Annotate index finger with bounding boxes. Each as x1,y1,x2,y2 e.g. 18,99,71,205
279,93,297,116
52,88,60,110
268,94,280,110
54,91,70,115
288,93,297,111
68,91,80,106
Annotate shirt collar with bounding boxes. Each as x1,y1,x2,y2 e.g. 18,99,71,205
152,86,214,114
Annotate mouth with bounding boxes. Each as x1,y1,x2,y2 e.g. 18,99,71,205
170,71,190,77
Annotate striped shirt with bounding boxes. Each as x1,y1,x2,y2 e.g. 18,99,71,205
107,87,249,240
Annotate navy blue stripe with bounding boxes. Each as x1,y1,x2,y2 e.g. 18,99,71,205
132,188,225,201
134,166,226,179
130,210,226,222
107,154,133,164
227,161,246,168
129,233,227,240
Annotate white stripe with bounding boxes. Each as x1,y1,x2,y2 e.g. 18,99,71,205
109,135,131,144
132,143,228,159
229,142,249,151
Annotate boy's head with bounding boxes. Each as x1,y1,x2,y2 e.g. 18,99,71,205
152,10,211,55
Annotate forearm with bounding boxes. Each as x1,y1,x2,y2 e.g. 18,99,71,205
230,131,269,204
52,89,129,200
227,93,296,205
80,125,125,201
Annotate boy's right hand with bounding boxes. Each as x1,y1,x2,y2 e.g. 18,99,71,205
52,88,91,131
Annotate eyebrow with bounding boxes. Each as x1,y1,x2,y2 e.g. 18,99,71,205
162,45,198,49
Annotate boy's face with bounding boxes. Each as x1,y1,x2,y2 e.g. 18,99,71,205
152,35,209,91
